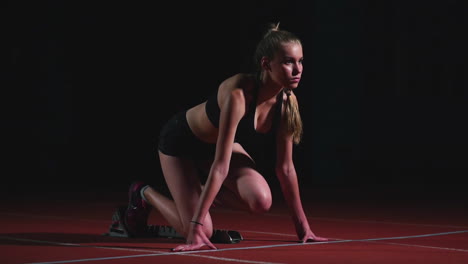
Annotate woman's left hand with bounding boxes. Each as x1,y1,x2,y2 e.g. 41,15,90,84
172,224,217,252
297,226,329,243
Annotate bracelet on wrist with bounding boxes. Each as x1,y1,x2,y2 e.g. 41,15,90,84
190,220,204,226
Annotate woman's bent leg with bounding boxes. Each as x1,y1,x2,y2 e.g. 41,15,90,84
151,151,213,238
218,144,272,213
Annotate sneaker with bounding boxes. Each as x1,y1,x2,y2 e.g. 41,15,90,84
124,181,151,237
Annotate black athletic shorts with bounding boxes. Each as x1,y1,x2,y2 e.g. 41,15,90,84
158,110,216,159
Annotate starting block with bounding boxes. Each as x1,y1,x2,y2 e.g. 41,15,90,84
103,205,243,244
211,229,243,244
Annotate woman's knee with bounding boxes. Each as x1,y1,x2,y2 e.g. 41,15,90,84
248,188,272,213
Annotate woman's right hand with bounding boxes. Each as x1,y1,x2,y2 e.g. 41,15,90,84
172,224,217,252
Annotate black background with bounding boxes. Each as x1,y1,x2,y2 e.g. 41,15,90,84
4,1,467,200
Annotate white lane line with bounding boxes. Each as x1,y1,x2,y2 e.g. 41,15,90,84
203,230,468,252
241,231,296,237
5,230,466,264
369,241,468,253
0,236,282,264
240,230,468,252
215,209,468,229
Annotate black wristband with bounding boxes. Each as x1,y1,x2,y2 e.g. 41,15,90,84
190,220,204,226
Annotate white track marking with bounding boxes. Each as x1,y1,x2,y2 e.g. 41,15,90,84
368,241,468,252
215,209,468,229
1,230,465,264
205,230,468,252
2,211,467,263
0,236,282,264
240,230,468,252
241,231,296,237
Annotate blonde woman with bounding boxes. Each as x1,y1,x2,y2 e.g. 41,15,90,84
124,22,328,252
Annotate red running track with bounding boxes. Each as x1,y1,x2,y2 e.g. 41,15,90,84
1,185,467,264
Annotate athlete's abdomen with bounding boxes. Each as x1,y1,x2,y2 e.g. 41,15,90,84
186,102,219,144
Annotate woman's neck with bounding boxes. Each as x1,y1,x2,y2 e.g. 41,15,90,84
257,76,283,105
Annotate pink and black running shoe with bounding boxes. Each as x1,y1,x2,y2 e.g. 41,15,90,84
124,181,151,237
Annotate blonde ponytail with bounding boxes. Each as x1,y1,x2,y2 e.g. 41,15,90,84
252,23,304,144
284,89,303,145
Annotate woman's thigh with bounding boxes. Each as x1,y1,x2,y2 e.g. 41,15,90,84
221,144,272,213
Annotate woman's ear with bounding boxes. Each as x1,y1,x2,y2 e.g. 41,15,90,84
261,56,271,71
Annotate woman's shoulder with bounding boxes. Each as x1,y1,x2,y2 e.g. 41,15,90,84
217,73,256,107
220,73,257,94
221,73,255,86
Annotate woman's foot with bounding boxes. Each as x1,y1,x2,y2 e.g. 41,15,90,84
124,181,151,237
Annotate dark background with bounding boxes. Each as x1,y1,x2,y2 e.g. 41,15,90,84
4,1,467,200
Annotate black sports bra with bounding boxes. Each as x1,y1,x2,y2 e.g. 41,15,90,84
205,90,220,128
205,85,284,131
205,85,284,173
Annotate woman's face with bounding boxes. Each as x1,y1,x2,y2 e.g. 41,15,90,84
268,42,303,89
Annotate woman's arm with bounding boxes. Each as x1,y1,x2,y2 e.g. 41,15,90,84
275,93,328,243
172,84,247,252
191,88,246,227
